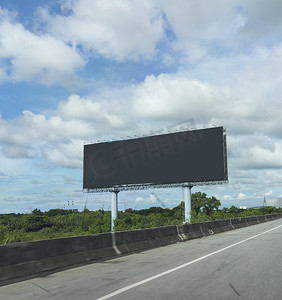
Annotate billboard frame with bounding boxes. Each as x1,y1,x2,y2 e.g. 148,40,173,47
83,127,228,193
84,179,228,193
83,127,228,229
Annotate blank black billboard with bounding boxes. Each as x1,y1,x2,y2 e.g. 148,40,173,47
83,127,227,190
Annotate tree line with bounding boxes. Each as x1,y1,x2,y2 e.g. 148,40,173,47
0,192,280,244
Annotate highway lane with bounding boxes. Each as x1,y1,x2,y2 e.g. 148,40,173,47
1,219,282,300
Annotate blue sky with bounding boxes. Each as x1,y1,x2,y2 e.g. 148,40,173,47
1,0,282,213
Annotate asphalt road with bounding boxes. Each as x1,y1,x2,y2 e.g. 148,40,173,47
1,219,282,300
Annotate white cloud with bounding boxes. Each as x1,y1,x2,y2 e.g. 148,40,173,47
0,93,133,167
57,94,126,130
136,196,144,203
264,190,273,197
160,0,238,41
222,194,233,201
45,139,83,168
236,0,282,41
0,8,85,84
39,0,164,61
131,73,230,122
147,194,159,204
2,0,282,87
1,1,282,178
159,0,282,63
0,59,282,171
264,171,282,187
2,0,282,212
158,0,241,62
229,135,282,170
238,192,247,200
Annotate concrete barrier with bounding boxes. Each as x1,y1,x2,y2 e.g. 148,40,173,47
0,233,115,284
230,217,247,229
0,233,115,267
273,213,282,219
256,215,267,223
1,213,282,285
246,216,260,225
265,214,275,221
114,226,181,254
200,219,233,235
177,223,204,240
232,216,266,228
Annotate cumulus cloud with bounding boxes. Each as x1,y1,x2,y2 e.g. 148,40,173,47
131,74,230,122
158,0,282,63
45,140,82,168
238,192,247,200
264,190,273,197
222,194,234,201
160,0,239,40
228,135,282,170
1,1,282,178
159,0,240,62
0,72,230,167
0,60,282,172
1,0,282,87
38,0,164,61
264,171,282,188
0,93,134,167
2,0,282,211
57,94,126,130
136,196,144,204
0,7,85,84
236,0,282,41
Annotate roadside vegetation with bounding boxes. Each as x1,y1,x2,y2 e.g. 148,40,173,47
0,192,280,245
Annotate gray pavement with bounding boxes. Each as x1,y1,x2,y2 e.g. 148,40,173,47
1,219,282,300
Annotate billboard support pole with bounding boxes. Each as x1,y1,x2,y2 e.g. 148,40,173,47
183,184,192,223
111,189,119,231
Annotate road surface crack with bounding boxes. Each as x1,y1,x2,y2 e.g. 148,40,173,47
229,283,240,296
32,282,50,293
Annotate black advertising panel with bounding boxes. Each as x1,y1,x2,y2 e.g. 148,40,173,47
83,127,228,190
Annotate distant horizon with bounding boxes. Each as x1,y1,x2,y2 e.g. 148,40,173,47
0,191,270,215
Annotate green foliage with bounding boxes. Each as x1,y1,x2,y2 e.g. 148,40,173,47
192,192,221,216
32,208,43,216
228,205,240,214
0,209,112,244
22,215,50,232
114,205,184,231
0,192,281,244
0,224,6,241
43,209,71,217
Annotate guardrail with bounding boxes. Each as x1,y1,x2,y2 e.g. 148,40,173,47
1,213,282,285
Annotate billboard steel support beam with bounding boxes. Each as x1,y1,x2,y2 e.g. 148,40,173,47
111,190,119,231
183,184,192,223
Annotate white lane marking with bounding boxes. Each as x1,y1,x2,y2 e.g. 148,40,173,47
96,224,282,300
